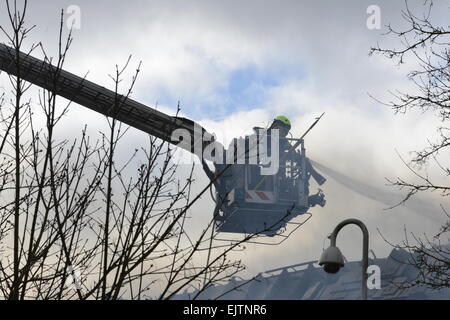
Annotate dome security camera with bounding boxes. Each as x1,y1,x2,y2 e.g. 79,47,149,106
318,246,345,274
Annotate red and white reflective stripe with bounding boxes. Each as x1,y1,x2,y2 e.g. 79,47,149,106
245,190,275,203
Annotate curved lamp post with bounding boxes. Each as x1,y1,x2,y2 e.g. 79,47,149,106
318,218,369,300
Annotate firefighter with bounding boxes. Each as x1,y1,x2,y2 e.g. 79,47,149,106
270,116,325,183
269,115,326,207
203,115,326,209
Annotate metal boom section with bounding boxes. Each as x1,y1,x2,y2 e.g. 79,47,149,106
0,43,214,155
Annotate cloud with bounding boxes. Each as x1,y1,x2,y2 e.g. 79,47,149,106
1,0,449,276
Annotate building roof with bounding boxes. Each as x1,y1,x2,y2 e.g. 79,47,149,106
176,247,450,300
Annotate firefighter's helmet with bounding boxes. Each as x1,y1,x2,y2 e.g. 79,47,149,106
273,115,291,129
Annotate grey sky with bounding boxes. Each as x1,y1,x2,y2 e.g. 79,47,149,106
1,0,449,276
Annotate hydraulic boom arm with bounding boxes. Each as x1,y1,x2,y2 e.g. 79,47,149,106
0,43,215,156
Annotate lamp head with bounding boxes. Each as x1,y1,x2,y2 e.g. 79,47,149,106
318,246,345,274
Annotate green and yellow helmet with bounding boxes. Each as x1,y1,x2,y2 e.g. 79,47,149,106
273,115,292,129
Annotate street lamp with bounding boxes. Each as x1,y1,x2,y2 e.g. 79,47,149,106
318,218,369,300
